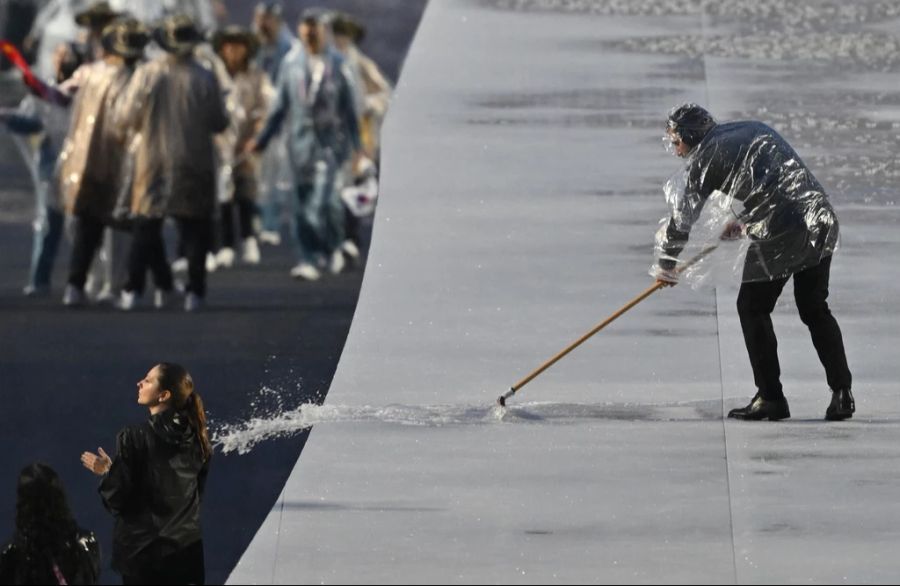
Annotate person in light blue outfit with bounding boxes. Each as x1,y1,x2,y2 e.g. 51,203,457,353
249,8,360,281
254,1,295,82
253,1,300,251
0,41,83,296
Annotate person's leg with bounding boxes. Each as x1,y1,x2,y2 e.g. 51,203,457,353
108,227,133,298
237,193,258,241
219,201,236,250
29,207,64,290
124,220,156,296
736,277,790,400
321,161,344,256
295,182,320,265
67,215,105,290
344,201,361,247
234,178,261,264
793,256,852,391
143,219,173,293
793,256,854,419
179,217,212,298
729,274,793,421
168,540,205,585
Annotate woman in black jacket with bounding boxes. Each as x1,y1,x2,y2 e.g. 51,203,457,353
0,462,101,585
81,363,212,585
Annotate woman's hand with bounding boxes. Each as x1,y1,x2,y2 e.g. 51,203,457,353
81,448,112,476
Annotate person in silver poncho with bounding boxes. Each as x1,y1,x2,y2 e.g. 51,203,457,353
655,104,854,422
58,18,148,308
115,14,229,312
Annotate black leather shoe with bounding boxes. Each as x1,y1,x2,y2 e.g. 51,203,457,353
728,393,791,421
825,388,855,421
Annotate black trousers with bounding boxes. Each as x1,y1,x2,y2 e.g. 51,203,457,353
176,217,212,298
219,181,257,249
67,215,106,290
121,540,205,585
344,201,361,247
737,255,852,400
124,218,173,295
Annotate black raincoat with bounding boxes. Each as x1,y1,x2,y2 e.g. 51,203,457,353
656,121,839,282
0,529,100,585
99,408,209,577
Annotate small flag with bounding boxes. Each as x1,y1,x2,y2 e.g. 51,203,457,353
0,40,47,98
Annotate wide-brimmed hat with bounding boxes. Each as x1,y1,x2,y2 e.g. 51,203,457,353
330,13,366,44
75,1,122,28
101,18,150,60
154,14,203,56
254,1,283,18
211,26,260,58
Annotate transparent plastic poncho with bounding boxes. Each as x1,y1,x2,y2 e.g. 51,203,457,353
115,52,229,219
651,121,839,288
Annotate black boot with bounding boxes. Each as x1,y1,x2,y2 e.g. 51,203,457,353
728,393,791,421
825,388,855,421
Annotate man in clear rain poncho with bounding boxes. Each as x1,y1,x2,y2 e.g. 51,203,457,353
654,104,854,421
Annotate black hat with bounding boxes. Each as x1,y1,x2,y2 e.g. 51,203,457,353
300,7,327,25
154,14,203,56
330,13,366,44
75,1,122,28
212,26,260,58
667,103,717,148
255,1,283,18
102,18,150,60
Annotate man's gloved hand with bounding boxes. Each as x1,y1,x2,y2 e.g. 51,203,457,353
652,266,679,287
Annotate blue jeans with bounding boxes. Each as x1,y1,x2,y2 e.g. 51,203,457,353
29,206,63,289
295,161,343,265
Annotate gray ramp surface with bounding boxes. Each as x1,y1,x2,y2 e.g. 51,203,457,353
229,0,900,583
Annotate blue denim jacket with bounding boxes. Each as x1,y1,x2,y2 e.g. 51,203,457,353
255,46,360,185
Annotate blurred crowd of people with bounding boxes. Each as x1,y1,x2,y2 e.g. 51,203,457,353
0,0,390,312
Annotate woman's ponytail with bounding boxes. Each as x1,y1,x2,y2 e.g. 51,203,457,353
156,362,212,461
187,391,212,461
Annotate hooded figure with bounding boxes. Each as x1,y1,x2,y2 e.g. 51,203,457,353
115,14,229,311
655,104,853,423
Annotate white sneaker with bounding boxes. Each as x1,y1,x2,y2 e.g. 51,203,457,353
118,290,140,311
242,237,261,265
341,240,361,265
215,247,235,269
289,262,321,281
172,257,189,273
184,293,203,312
206,252,218,273
259,230,281,246
62,285,86,307
329,250,345,275
94,284,117,304
23,284,50,298
153,289,169,310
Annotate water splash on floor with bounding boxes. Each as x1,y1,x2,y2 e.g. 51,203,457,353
212,399,724,455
